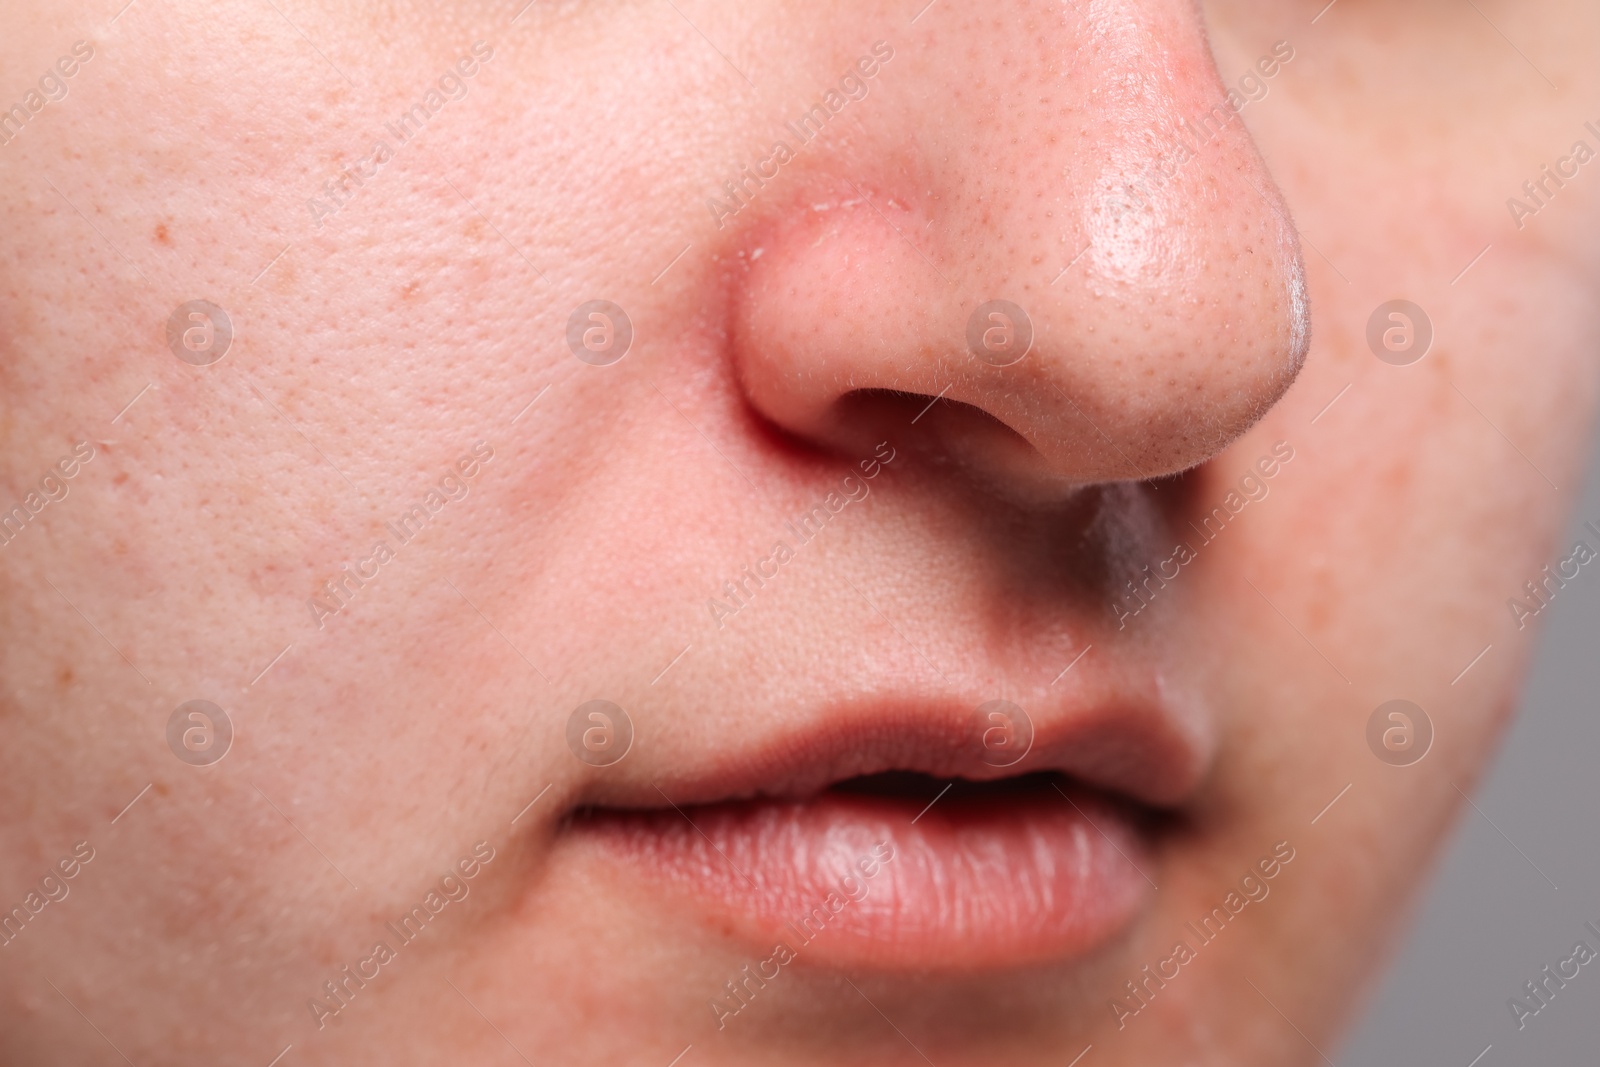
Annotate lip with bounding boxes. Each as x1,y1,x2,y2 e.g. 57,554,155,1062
575,776,1157,970
561,673,1209,971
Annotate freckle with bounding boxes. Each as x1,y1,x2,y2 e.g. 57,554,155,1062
153,781,171,797
56,665,74,689
154,223,171,246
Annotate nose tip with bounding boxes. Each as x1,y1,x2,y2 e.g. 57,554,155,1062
723,5,1310,499
729,169,1308,496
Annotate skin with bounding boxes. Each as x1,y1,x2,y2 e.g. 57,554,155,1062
0,0,1596,1063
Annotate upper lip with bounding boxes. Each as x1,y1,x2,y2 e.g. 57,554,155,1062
569,664,1213,814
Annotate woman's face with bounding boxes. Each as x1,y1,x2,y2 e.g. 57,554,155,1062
2,0,1596,1062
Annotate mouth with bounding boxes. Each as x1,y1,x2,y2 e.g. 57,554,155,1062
573,770,1161,970
561,688,1203,972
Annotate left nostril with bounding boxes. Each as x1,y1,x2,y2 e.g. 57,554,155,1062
831,389,1094,508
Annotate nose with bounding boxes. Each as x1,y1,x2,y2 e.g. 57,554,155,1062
725,1,1308,498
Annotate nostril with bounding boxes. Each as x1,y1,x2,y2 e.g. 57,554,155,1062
836,387,1023,450
833,389,1091,506
836,388,979,433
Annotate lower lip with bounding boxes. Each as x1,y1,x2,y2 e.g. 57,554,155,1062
573,779,1154,970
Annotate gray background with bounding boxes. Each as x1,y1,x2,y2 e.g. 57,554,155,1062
1342,428,1600,1063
